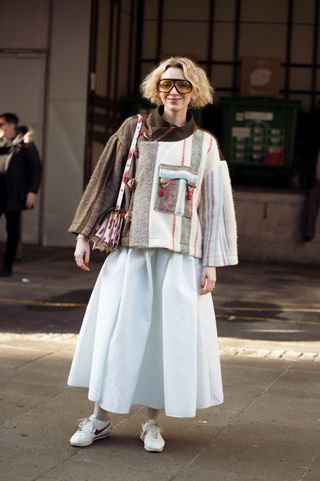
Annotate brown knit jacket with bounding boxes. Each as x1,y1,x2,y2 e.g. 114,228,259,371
69,109,200,243
69,116,139,240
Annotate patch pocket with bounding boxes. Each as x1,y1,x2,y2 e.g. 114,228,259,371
154,164,198,218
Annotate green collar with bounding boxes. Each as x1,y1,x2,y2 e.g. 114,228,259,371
145,106,197,141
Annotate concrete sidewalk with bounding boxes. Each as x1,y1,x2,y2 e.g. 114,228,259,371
0,245,319,481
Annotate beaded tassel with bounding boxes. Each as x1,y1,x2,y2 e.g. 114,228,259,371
186,182,196,201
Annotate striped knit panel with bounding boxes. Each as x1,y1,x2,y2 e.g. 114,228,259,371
190,133,214,257
130,142,159,246
220,161,238,264
180,130,205,255
201,161,238,266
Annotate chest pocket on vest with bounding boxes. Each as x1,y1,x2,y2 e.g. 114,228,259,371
154,164,198,218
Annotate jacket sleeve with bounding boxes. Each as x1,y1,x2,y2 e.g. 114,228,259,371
199,137,238,267
68,116,137,238
25,142,42,193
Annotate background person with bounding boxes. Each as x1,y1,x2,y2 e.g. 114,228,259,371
68,57,238,452
0,113,41,276
302,150,320,241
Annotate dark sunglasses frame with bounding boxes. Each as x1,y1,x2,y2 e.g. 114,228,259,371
157,78,193,94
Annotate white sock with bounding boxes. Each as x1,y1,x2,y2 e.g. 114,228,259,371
143,407,160,424
93,402,110,423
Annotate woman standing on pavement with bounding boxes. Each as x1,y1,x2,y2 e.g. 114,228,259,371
68,57,238,452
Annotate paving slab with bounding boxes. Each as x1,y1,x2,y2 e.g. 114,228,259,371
300,451,320,481
220,361,289,412
0,344,51,370
292,359,320,372
269,366,320,397
4,476,35,481
0,390,44,424
0,444,72,480
42,460,181,481
238,391,320,430
220,354,295,371
172,465,274,481
192,421,317,481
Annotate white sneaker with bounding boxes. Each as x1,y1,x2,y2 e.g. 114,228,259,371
70,415,112,447
140,419,165,452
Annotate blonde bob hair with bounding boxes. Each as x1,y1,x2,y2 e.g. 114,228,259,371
140,57,214,108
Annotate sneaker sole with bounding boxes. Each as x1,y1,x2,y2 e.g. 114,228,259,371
144,444,164,452
140,434,164,452
70,431,111,447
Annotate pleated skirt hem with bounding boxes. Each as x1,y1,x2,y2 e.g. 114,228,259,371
68,248,224,418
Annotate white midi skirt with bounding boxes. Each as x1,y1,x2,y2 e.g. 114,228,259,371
68,248,223,418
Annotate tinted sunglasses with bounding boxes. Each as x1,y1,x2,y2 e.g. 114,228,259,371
157,79,193,94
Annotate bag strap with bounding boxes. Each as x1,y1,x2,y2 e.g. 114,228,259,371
115,114,143,211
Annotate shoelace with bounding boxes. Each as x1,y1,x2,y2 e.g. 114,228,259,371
77,417,94,433
145,421,162,440
150,424,161,439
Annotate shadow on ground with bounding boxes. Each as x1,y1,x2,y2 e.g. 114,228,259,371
0,245,319,342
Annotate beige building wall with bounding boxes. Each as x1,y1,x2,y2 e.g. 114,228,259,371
43,0,91,246
0,0,91,247
235,191,319,264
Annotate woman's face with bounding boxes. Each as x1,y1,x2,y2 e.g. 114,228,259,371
158,67,193,114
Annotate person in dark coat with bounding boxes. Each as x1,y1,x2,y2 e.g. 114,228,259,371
0,112,41,276
302,150,320,241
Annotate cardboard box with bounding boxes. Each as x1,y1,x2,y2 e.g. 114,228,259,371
240,57,282,97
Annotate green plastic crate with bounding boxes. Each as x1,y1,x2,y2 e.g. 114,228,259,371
220,97,301,172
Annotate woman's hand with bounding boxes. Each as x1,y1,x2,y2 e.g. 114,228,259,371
74,238,90,271
200,267,216,295
26,192,37,209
